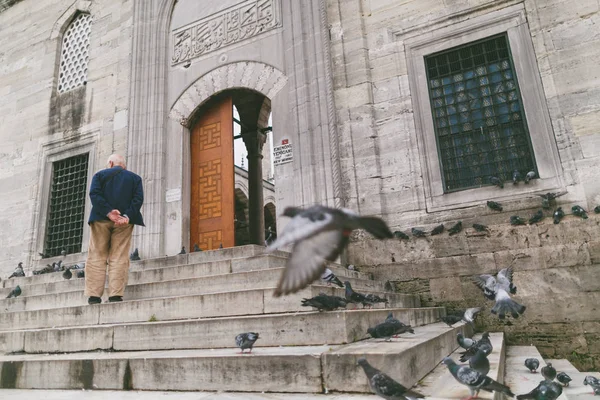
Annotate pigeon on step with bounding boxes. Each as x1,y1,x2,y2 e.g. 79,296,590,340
553,207,565,224
595,205,600,214
367,320,403,341
441,314,463,326
430,224,444,236
490,176,504,188
393,230,410,240
364,293,388,306
77,270,85,278
301,293,347,312
529,210,544,225
178,246,186,255
517,379,563,400
459,332,493,362
513,170,522,185
472,223,489,232
524,170,536,183
556,372,572,387
320,268,344,287
572,205,588,219
193,243,202,252
53,260,63,272
541,363,557,381
448,221,463,236
510,215,527,226
385,312,415,337
264,206,393,297
235,332,259,354
584,376,600,394
469,348,491,376
344,281,369,308
411,227,426,238
8,262,25,279
457,333,477,350
473,267,525,320
357,358,425,400
62,268,72,280
6,285,21,299
487,201,503,211
442,357,514,399
524,358,540,373
33,264,54,275
130,248,141,261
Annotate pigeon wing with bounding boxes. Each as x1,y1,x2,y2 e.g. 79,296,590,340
473,275,497,295
273,229,346,297
496,267,514,289
370,372,410,397
266,210,333,252
457,366,484,386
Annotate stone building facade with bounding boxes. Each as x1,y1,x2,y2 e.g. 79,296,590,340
1,0,599,366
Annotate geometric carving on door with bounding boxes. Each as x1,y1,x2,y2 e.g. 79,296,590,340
198,159,222,219
197,229,222,251
198,122,221,150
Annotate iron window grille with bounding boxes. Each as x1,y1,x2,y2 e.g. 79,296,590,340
425,33,537,193
44,153,90,257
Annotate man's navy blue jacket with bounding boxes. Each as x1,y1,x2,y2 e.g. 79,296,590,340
88,166,145,226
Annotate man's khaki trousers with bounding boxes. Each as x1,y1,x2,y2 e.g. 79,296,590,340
85,220,134,298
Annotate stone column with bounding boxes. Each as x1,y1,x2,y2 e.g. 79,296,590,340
243,129,267,245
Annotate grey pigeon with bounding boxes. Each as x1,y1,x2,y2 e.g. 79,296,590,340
301,293,347,312
77,270,85,278
38,252,50,259
6,285,21,299
219,243,223,249
525,358,540,373
524,170,536,183
513,170,522,185
364,293,389,305
178,246,186,255
8,262,25,279
393,230,409,240
53,260,63,272
62,268,72,280
33,263,54,275
60,249,67,257
368,320,404,341
430,224,444,236
553,207,565,224
490,176,504,188
529,210,544,225
473,223,489,232
572,205,588,219
442,357,514,398
411,227,426,238
538,192,566,210
344,281,370,308
463,307,482,327
441,314,463,326
459,332,493,362
511,215,527,226
556,372,572,387
357,358,425,400
469,348,491,376
320,268,344,287
457,333,477,350
473,267,524,319
193,243,202,252
541,363,557,381
385,312,415,337
130,248,141,261
595,205,600,214
448,221,463,235
584,376,600,394
265,206,393,297
517,379,563,400
235,332,259,354
487,201,503,211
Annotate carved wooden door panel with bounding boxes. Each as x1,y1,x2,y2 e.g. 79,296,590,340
190,97,235,250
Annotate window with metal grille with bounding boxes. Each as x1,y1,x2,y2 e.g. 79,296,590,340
44,153,89,257
57,13,92,93
425,33,537,192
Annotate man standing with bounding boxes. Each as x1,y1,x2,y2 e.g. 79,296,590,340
85,154,144,304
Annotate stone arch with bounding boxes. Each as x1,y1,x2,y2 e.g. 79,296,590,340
169,61,287,127
50,2,93,40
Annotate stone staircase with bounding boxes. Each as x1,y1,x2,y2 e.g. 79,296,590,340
0,244,594,399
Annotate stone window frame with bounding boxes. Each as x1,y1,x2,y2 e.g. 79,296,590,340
405,4,564,212
33,132,98,259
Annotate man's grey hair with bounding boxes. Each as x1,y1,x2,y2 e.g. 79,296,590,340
107,154,126,168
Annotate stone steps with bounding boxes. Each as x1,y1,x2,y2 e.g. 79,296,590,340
413,332,506,400
0,307,443,354
0,285,420,331
0,322,467,393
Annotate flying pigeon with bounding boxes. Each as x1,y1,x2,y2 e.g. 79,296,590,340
517,379,563,400
556,372,572,387
472,223,489,232
320,268,344,287
430,224,444,236
594,205,600,214
457,333,477,350
448,221,463,235
77,270,85,278
463,307,482,327
8,262,25,279
411,227,426,238
513,170,522,185
524,171,536,184
584,376,600,394
473,267,524,319
469,348,491,376
235,332,259,354
301,293,347,312
528,210,544,225
357,358,425,400
510,215,527,226
344,281,370,308
6,285,21,299
130,248,141,261
193,243,202,252
459,332,493,362
553,207,565,224
442,357,514,399
178,246,186,255
487,201,503,211
541,363,557,381
62,268,72,280
264,206,393,297
490,176,504,188
538,192,566,210
394,230,410,240
524,358,540,373
572,205,588,219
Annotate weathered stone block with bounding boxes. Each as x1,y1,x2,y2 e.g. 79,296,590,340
429,276,463,302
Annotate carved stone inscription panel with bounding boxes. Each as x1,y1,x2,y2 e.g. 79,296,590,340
171,0,282,65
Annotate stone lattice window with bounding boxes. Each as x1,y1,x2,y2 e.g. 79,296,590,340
425,34,537,192
57,13,92,93
44,153,90,257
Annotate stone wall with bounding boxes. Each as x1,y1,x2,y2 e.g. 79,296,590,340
350,213,600,370
0,0,133,275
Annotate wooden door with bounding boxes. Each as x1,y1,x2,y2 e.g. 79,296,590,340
190,97,235,250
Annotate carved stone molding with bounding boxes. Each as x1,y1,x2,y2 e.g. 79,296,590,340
171,0,282,65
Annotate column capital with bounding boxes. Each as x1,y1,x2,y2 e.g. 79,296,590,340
242,129,267,158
